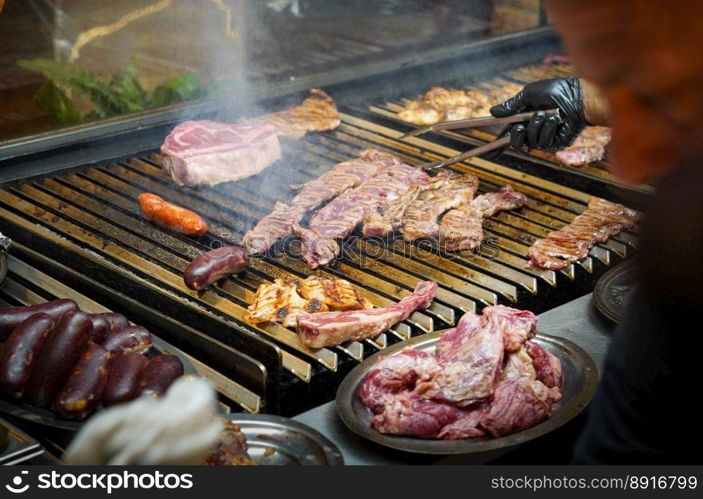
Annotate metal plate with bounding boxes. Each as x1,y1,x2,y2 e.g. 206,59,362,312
221,413,344,465
593,260,637,323
336,331,597,455
0,343,198,432
0,416,43,465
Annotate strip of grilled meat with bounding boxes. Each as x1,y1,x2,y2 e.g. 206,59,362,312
439,186,527,251
527,197,638,270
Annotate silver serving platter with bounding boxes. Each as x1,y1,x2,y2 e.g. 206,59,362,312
594,259,637,323
222,414,344,465
0,337,198,431
336,331,598,455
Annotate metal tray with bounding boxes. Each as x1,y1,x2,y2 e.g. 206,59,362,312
593,260,637,323
221,413,344,465
336,331,597,455
0,416,44,465
0,337,198,432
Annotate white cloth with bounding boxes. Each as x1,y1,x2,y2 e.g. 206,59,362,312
63,376,223,465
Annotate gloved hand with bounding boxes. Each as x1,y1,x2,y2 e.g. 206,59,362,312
490,76,587,152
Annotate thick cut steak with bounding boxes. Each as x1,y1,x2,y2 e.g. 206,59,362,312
161,121,281,186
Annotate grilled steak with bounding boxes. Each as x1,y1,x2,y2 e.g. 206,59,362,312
402,171,480,241
295,160,429,267
203,420,257,466
555,126,611,166
439,185,527,251
242,149,399,255
160,121,281,186
247,276,371,327
359,305,561,440
248,88,340,139
296,281,437,348
527,197,638,270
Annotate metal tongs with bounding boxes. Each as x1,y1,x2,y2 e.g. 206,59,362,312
402,108,562,170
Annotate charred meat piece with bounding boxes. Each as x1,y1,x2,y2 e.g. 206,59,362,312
402,171,479,241
203,419,258,466
247,89,340,140
297,281,437,348
247,276,371,328
160,121,281,186
298,161,429,267
242,149,397,255
556,126,611,166
439,185,527,251
527,197,638,270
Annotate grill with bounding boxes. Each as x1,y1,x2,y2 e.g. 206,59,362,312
0,31,644,416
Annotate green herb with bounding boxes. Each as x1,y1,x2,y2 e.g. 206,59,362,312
17,58,205,125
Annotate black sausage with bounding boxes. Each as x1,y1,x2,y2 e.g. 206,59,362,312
88,313,129,344
102,326,153,356
139,355,184,397
0,313,55,398
0,299,77,340
183,245,249,290
102,352,149,407
54,342,112,420
23,310,92,407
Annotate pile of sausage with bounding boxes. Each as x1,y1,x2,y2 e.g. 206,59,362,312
0,300,184,420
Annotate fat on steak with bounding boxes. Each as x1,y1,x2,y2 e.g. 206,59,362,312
296,281,437,348
160,121,281,186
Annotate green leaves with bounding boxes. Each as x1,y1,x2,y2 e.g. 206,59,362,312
17,58,204,125
150,72,203,108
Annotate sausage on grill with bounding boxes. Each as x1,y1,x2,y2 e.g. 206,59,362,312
183,245,249,290
54,342,112,420
0,313,55,398
88,312,129,344
0,299,77,340
102,326,153,356
139,193,207,237
139,355,184,397
102,352,149,407
23,310,92,407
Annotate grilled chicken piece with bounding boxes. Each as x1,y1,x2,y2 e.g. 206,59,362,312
247,276,371,328
247,279,311,327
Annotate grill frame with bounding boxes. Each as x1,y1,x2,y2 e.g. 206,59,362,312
0,28,649,416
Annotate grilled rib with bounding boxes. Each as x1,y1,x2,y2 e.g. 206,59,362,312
297,281,438,348
247,88,341,140
295,161,429,267
402,171,480,241
527,197,638,270
439,185,527,251
242,149,400,255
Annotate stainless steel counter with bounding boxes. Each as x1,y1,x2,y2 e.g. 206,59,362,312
293,293,614,465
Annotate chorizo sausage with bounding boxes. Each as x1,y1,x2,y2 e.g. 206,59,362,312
54,342,112,420
138,355,184,397
102,326,153,356
102,353,149,407
88,312,129,344
183,245,249,290
139,193,207,237
23,310,92,407
0,313,55,398
0,299,77,340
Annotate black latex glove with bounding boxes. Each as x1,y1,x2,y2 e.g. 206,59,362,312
489,76,587,154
